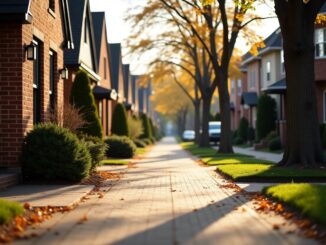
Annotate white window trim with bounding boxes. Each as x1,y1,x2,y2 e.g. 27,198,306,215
315,28,326,58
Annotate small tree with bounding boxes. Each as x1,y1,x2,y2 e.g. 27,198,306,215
256,95,277,141
128,116,144,140
238,117,249,142
70,71,102,138
140,113,152,139
111,103,129,137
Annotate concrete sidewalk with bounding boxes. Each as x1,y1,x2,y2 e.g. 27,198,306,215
14,137,316,245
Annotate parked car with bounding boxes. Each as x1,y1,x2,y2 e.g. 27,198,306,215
209,121,221,144
182,130,195,142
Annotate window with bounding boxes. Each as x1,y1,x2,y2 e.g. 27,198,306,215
33,39,42,125
280,49,285,74
315,28,326,57
84,17,89,44
249,70,256,89
104,58,107,79
231,80,235,95
266,61,271,81
49,51,56,110
237,79,242,95
49,0,55,11
98,101,103,122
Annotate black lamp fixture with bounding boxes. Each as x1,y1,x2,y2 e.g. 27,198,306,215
59,67,69,79
25,42,36,61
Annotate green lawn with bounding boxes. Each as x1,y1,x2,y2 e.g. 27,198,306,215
264,184,326,224
217,163,326,182
100,159,129,165
0,199,24,224
202,156,271,166
180,142,217,157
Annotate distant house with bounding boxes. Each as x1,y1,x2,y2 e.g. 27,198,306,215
92,12,117,136
64,0,100,105
131,75,140,114
0,0,73,168
108,43,125,104
123,64,134,113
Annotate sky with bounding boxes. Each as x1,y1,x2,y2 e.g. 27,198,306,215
90,0,279,73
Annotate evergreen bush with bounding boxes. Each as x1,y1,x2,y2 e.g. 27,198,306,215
133,139,146,148
269,137,282,151
22,123,91,182
256,94,277,140
105,135,136,158
128,116,143,140
69,71,103,138
140,114,152,139
111,103,129,137
238,117,249,142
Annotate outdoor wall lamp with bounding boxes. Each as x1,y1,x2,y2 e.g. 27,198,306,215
25,42,36,61
60,67,69,79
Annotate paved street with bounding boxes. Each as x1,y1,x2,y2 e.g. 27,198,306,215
15,138,316,245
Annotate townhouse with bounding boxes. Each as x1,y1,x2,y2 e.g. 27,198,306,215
123,64,134,114
0,0,73,169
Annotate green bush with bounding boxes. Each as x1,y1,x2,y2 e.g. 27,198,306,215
70,71,103,138
111,103,129,137
269,137,282,151
247,127,255,141
105,135,136,158
140,114,152,139
134,139,146,148
128,116,143,140
0,199,24,225
142,138,152,145
238,117,249,142
78,134,107,171
266,131,278,142
256,94,277,140
233,137,244,145
22,123,91,182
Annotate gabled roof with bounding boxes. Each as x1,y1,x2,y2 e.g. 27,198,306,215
108,43,123,91
92,12,105,67
65,0,97,73
0,0,73,48
242,28,282,66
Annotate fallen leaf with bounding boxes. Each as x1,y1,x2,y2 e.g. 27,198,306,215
24,203,31,210
273,224,280,230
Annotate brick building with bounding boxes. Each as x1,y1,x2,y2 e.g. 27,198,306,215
0,0,73,169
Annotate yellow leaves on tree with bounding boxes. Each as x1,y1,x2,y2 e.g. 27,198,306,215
249,40,266,56
201,0,214,6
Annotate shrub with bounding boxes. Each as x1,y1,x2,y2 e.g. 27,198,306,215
256,94,277,140
105,135,136,158
78,134,107,171
150,136,156,144
233,137,244,145
134,139,146,148
142,138,152,145
111,103,129,137
247,127,255,141
48,103,88,134
70,71,103,138
22,123,91,182
140,114,152,139
269,137,282,151
128,116,143,140
238,117,249,142
0,199,24,225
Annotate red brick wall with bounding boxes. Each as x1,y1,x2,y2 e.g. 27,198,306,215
0,0,66,168
315,59,326,81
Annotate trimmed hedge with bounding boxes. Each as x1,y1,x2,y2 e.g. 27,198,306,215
238,117,249,142
105,135,136,158
22,123,91,182
111,103,129,137
140,114,152,139
269,137,282,151
142,138,152,146
70,71,103,138
78,134,107,171
256,95,277,140
133,139,146,148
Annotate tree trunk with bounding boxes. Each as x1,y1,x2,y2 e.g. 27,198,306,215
194,100,201,144
200,97,211,147
276,1,325,167
218,74,234,153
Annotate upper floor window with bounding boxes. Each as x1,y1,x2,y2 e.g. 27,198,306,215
49,50,57,110
249,70,256,89
237,79,242,94
266,61,271,81
49,0,55,11
315,28,326,57
84,17,89,44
